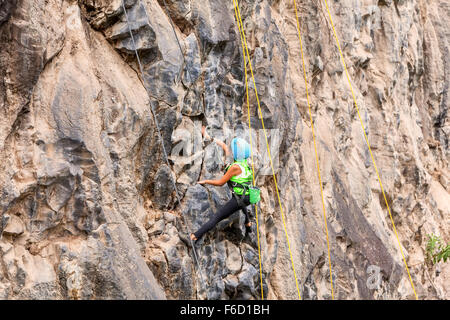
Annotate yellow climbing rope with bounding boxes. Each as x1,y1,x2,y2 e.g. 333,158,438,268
232,1,265,301
293,0,334,300
233,0,302,300
323,0,418,299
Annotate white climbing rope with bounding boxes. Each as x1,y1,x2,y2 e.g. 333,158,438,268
120,0,206,295
160,0,186,83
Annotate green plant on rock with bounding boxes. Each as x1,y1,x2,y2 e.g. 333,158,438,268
426,234,450,265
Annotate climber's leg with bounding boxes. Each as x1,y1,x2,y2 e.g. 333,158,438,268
192,196,241,240
240,199,252,233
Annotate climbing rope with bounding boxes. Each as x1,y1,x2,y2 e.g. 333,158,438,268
160,0,186,83
233,0,302,300
293,0,334,300
232,1,265,300
322,0,418,299
120,0,206,296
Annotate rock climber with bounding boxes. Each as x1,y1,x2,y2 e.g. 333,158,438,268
189,126,255,243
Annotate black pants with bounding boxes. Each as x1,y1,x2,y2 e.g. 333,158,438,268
193,195,250,239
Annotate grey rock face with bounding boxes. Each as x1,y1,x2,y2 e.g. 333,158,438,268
0,0,448,300
0,0,16,26
153,164,175,209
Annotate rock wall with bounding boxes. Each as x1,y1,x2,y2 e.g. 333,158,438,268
0,0,448,299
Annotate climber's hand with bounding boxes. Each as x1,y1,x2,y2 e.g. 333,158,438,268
201,126,210,140
198,180,207,185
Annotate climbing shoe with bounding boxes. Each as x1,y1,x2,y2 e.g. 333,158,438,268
178,231,198,247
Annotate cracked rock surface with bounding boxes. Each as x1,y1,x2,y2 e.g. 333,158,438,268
0,0,448,299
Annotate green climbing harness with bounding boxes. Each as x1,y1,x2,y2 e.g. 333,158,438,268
226,159,261,205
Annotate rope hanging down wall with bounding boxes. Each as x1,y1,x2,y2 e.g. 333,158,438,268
120,0,206,295
322,0,418,299
293,0,335,300
233,0,302,300
232,1,265,300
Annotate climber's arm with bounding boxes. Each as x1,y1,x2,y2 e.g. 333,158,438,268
202,126,232,157
214,139,232,157
198,165,241,186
